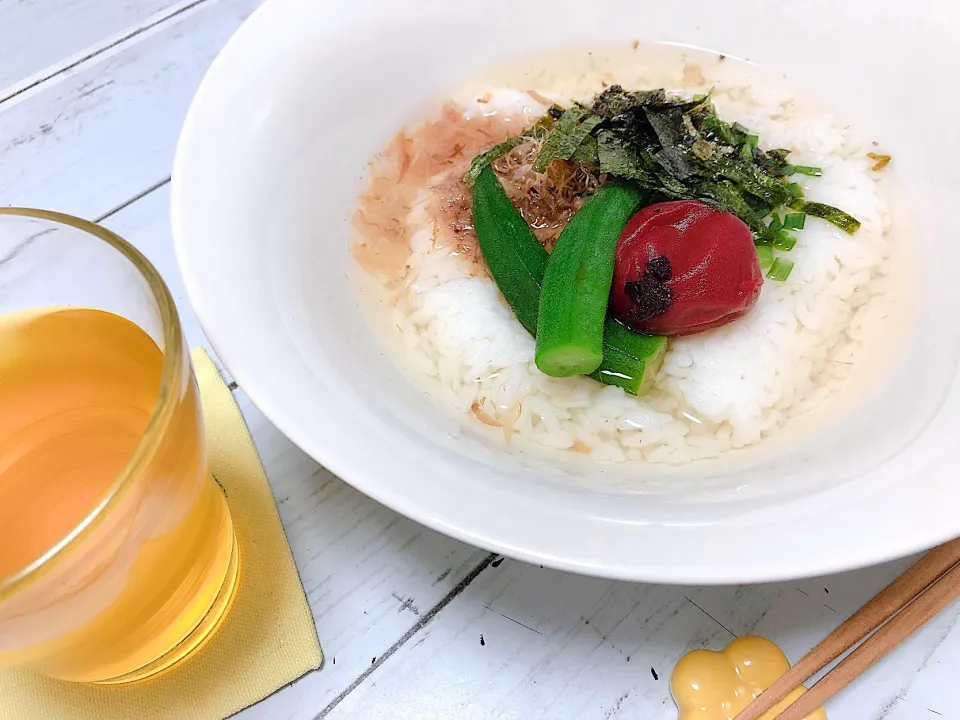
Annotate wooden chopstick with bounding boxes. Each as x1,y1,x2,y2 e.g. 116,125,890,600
778,559,960,720
734,537,960,720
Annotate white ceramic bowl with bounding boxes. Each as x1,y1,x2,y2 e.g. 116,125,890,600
173,0,960,583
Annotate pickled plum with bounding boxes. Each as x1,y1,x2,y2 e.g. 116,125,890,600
609,200,764,336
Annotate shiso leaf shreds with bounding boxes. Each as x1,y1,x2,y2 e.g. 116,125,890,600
464,136,528,187
467,84,863,281
464,120,561,188
789,200,862,235
533,108,604,172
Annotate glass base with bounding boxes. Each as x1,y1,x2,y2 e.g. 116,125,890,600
93,531,241,685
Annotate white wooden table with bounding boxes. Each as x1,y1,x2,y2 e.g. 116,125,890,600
2,2,958,718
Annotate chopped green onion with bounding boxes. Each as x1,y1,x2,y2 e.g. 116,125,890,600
701,116,736,145
744,194,774,218
774,230,797,251
756,245,774,272
767,257,795,281
787,165,823,177
787,182,805,200
737,134,758,161
730,122,751,141
783,212,806,230
789,200,861,234
768,214,783,233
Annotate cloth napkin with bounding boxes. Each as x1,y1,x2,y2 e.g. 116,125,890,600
0,349,323,719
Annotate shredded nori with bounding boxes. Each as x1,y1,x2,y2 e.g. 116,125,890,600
467,84,862,280
570,133,599,166
591,87,858,240
593,85,667,118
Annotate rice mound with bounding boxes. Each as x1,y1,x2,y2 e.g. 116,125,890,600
366,86,892,465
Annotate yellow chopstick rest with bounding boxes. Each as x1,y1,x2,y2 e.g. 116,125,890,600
0,349,322,720
672,636,825,720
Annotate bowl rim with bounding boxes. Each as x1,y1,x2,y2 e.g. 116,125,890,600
171,0,960,584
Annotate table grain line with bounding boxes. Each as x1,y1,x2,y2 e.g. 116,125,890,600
0,0,218,107
316,553,499,718
683,596,737,639
94,177,172,224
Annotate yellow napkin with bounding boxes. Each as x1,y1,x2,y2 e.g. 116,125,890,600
0,349,323,719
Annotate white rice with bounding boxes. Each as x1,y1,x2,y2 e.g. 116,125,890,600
378,84,892,464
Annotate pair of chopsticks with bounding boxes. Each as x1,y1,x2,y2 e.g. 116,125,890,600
735,537,960,720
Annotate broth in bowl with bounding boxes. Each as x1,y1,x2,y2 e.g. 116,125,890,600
352,43,912,466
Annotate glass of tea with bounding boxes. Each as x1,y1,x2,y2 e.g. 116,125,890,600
0,208,240,684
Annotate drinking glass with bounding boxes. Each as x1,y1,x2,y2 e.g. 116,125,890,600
0,208,240,684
